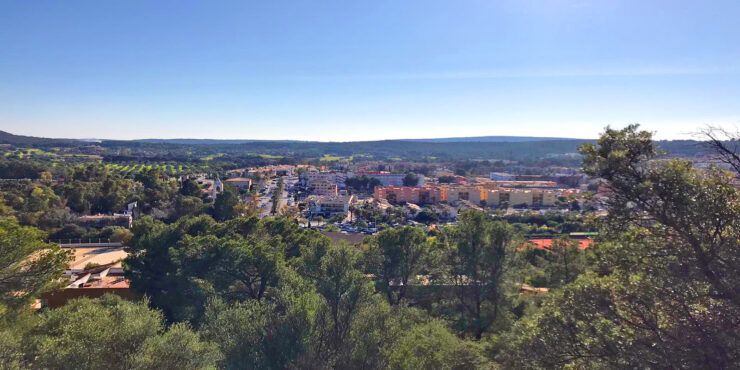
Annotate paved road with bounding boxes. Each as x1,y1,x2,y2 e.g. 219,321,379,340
257,176,298,217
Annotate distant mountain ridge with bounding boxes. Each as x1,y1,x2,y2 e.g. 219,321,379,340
135,135,586,144
0,130,589,144
0,130,710,160
401,136,587,143
135,138,307,144
0,130,81,145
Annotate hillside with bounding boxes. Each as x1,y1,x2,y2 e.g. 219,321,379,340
402,136,586,143
0,130,78,146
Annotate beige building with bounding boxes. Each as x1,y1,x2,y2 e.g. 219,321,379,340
310,179,339,196
486,188,556,208
310,195,355,215
224,177,253,190
446,185,487,206
374,186,446,205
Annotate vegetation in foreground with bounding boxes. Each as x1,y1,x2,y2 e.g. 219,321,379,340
1,125,738,369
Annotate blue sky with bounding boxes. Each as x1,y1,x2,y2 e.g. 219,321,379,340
1,0,739,141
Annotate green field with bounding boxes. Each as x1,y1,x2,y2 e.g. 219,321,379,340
104,162,200,176
319,154,345,162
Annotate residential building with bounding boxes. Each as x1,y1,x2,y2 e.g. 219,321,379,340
445,185,487,206
40,245,134,308
310,179,339,196
306,171,349,189
485,188,556,208
309,195,355,215
374,186,446,205
224,177,253,190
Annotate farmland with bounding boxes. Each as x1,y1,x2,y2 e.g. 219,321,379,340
103,162,202,176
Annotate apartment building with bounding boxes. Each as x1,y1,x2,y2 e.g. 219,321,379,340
310,179,339,196
445,185,487,206
374,184,557,208
306,171,349,189
486,188,556,208
309,195,355,215
374,186,446,205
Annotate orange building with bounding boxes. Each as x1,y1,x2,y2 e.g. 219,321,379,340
374,186,447,205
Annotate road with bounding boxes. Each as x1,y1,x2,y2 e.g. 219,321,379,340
257,176,299,217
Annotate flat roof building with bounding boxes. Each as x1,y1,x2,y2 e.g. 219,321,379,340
224,177,253,190
374,186,446,205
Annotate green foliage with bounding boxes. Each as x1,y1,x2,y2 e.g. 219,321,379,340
388,320,484,370
0,218,70,318
345,175,381,193
4,124,733,369
323,224,340,232
125,215,330,323
500,125,740,368
128,323,222,370
201,271,319,369
437,175,456,183
0,159,47,179
436,210,516,339
311,245,375,366
212,187,241,221
366,226,432,304
22,295,220,370
270,178,284,215
520,236,588,288
414,207,439,224
402,172,420,187
180,178,202,197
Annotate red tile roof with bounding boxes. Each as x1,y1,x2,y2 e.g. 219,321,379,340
527,238,592,250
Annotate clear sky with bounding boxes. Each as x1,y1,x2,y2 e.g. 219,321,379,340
1,0,739,141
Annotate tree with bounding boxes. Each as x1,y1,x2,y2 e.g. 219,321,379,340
124,215,218,323
212,187,240,221
414,207,439,224
700,125,740,174
125,215,328,323
366,226,432,305
180,178,202,197
537,236,587,288
388,321,484,370
402,172,420,187
323,224,340,232
172,195,205,220
128,323,222,370
0,218,69,318
270,178,284,215
22,295,220,370
110,228,134,245
201,270,319,369
438,210,515,339
173,235,283,302
345,176,381,193
500,125,740,368
312,246,374,367
437,175,456,184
